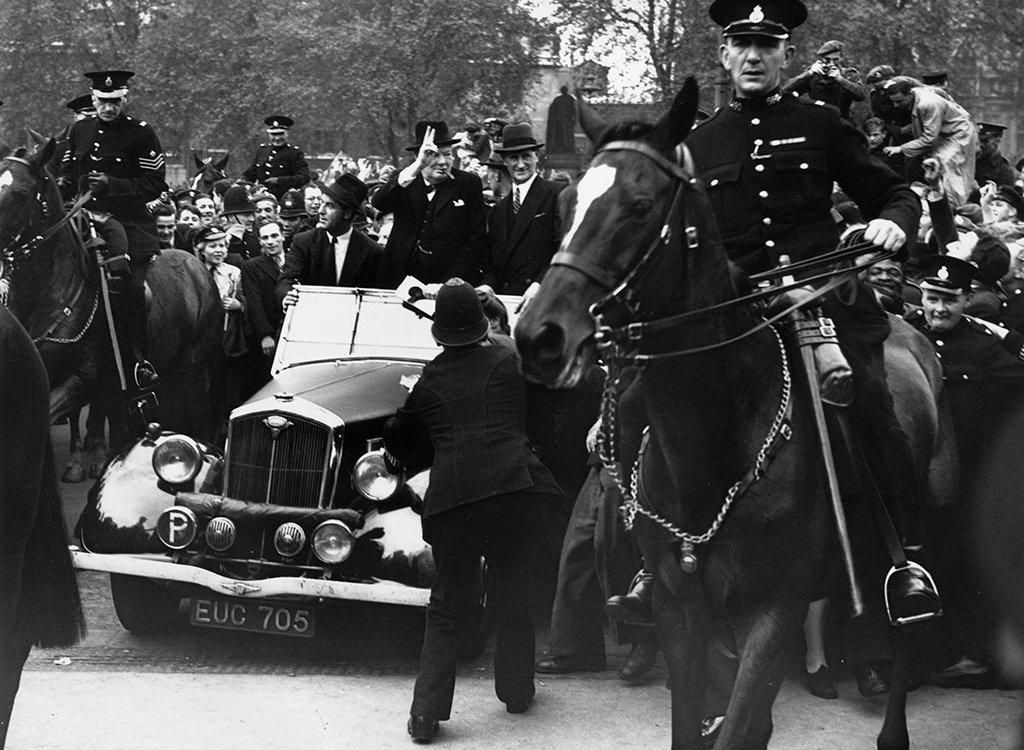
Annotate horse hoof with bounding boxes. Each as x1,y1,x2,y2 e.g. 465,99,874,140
62,465,87,483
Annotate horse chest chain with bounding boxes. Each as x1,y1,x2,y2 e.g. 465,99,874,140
679,540,698,574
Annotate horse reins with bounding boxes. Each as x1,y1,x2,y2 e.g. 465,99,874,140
1,156,99,343
555,138,895,567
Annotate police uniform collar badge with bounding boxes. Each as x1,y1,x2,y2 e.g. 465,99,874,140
729,88,784,111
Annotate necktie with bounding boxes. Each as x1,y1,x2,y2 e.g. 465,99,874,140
513,186,521,215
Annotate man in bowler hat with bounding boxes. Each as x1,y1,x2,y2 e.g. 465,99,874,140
372,121,487,288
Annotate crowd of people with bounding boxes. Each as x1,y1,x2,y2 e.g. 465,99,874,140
15,7,1024,742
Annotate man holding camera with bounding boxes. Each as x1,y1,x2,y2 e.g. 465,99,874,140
782,39,866,121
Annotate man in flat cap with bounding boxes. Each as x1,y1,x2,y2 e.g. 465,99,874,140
58,69,167,386
975,122,1019,189
242,115,310,199
682,0,935,720
371,121,487,288
782,39,866,121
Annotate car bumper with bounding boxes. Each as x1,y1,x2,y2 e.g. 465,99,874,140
70,548,431,607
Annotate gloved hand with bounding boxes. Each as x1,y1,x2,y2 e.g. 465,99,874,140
87,172,110,198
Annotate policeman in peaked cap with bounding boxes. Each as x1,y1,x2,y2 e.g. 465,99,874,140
58,69,167,387
66,94,96,119
975,122,1018,188
241,114,310,200
921,71,948,88
677,0,939,712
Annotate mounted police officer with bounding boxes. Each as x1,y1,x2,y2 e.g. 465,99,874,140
242,115,310,199
58,69,166,387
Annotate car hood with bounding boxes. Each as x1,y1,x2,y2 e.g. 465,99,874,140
248,359,423,424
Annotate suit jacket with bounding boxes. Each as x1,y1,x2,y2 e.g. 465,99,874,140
241,253,285,345
481,177,562,295
371,169,487,288
383,343,561,517
275,227,384,305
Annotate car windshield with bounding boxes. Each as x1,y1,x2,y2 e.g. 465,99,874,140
272,286,520,373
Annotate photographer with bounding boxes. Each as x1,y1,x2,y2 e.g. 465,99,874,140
782,40,866,121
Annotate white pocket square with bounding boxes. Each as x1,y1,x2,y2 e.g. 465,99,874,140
452,199,465,207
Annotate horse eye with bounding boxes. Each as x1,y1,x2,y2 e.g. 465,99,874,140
632,199,652,215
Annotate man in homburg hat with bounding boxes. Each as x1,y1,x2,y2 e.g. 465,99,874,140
371,121,487,288
58,69,167,386
276,173,383,309
382,278,562,743
479,123,562,296
220,184,260,262
242,115,310,199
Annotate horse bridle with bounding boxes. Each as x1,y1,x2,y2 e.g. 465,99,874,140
547,140,894,363
0,156,98,343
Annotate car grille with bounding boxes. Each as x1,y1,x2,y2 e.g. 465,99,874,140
226,413,336,509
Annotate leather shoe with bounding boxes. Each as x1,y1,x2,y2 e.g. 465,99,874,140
619,640,658,684
805,665,838,699
505,696,533,714
854,661,891,696
886,564,942,625
535,653,606,674
407,716,439,744
702,716,724,748
606,570,654,624
928,657,1008,690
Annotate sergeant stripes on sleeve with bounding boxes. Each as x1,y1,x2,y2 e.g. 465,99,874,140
139,154,165,171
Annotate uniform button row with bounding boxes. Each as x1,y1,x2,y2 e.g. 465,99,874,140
763,217,772,225
759,190,768,198
936,339,944,346
751,118,761,125
765,240,775,248
755,164,765,172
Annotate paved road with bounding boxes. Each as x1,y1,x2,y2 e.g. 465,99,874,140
8,423,1020,749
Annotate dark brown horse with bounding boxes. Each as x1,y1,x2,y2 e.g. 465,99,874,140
0,141,221,445
516,81,926,749
0,305,85,748
190,151,230,195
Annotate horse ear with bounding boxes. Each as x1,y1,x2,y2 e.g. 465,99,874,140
577,99,608,144
652,77,700,149
214,153,229,171
25,127,47,146
193,153,205,170
32,138,56,170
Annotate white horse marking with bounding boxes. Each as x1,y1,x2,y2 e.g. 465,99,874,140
560,164,617,251
0,171,13,192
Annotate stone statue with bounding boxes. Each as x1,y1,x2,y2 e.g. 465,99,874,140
546,86,577,155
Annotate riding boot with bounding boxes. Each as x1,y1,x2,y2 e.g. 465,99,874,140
606,569,654,624
123,257,158,390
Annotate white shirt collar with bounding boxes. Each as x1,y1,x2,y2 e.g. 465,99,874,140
512,173,538,202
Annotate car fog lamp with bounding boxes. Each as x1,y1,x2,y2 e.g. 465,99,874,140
312,520,354,564
152,435,203,484
204,516,236,552
274,522,307,558
352,450,400,501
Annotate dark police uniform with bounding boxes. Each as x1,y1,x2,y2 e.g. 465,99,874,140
975,151,1018,189
58,71,167,376
242,123,310,200
59,113,166,253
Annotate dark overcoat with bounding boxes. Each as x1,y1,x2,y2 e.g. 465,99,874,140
275,227,384,306
481,177,562,296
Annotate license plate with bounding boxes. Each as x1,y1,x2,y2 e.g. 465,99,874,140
190,598,315,638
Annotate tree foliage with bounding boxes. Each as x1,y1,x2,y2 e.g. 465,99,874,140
0,0,549,167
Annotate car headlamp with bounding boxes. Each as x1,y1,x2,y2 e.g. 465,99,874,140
352,450,400,502
152,435,203,484
311,520,354,564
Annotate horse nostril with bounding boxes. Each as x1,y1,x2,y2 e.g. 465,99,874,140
526,322,566,367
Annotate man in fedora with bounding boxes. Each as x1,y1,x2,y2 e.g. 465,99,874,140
479,123,562,296
372,121,487,288
220,184,260,263
382,278,561,743
276,173,384,308
242,115,310,199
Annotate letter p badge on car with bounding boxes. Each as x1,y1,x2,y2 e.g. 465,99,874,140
157,506,198,550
